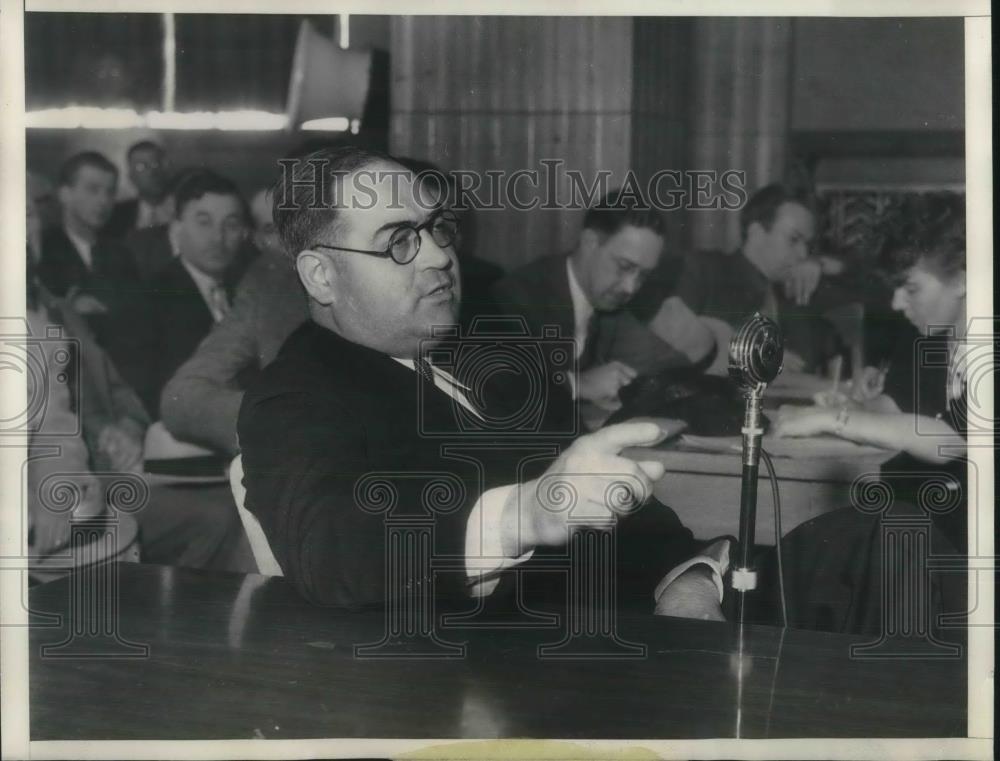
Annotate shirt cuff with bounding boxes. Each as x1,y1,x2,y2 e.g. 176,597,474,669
465,484,534,597
652,538,731,604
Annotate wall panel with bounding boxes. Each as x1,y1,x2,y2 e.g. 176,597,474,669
391,16,633,271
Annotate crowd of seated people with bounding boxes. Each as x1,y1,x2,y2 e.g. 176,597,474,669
25,138,971,635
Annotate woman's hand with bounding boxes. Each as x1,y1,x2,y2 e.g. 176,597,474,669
849,366,887,402
772,405,837,438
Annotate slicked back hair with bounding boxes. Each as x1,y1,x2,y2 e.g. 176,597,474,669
271,144,398,262
739,183,812,241
582,188,666,240
57,151,118,188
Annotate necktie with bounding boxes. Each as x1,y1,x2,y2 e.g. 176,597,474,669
414,357,435,384
208,284,231,323
760,284,780,322
578,313,601,371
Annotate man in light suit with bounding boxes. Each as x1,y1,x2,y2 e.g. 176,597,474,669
238,146,727,615
159,188,307,456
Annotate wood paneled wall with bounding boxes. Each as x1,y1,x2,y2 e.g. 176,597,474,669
390,16,634,271
631,17,695,257
689,18,792,252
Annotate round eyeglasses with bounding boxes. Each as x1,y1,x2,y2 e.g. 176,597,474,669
311,210,460,265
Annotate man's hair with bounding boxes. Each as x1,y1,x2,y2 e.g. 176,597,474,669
739,183,812,240
127,140,164,161
271,144,396,260
582,188,666,239
880,194,965,282
57,151,118,188
173,169,244,219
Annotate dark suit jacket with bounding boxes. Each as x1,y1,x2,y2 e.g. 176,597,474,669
492,254,690,375
37,226,142,348
105,199,140,240
238,321,700,610
107,257,225,418
122,224,176,283
37,226,140,303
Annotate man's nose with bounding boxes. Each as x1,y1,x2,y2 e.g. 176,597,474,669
621,272,641,297
416,231,453,268
891,287,906,311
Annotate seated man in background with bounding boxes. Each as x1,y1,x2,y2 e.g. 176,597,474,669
492,189,689,424
635,184,850,373
37,151,140,346
121,165,258,283
161,188,307,454
108,170,251,418
239,146,727,615
105,140,176,239
26,200,248,573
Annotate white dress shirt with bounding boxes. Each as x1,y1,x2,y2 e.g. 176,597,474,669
135,197,176,229
566,257,595,360
565,258,597,399
64,227,94,270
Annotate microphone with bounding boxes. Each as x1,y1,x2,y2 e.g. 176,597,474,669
727,313,784,625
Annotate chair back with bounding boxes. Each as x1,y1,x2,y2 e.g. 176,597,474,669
229,455,283,576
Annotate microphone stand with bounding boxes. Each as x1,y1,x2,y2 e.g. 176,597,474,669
733,381,765,625
728,313,784,626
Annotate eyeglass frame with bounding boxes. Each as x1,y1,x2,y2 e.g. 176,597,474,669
309,209,460,265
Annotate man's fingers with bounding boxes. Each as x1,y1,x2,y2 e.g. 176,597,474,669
603,458,655,512
584,421,666,453
617,363,638,380
636,459,666,483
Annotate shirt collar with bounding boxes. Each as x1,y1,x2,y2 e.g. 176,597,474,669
179,257,223,303
63,226,94,268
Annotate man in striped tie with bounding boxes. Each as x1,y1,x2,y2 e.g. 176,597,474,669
239,146,728,620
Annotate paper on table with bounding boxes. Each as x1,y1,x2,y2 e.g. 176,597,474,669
679,433,889,458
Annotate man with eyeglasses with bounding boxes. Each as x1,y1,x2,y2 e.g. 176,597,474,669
106,140,176,238
238,146,728,619
493,189,691,427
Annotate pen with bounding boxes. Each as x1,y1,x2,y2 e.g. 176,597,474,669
830,355,843,396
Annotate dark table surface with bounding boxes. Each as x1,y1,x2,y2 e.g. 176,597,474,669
29,563,967,741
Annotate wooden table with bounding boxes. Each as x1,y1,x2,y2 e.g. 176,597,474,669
628,443,895,544
29,563,966,741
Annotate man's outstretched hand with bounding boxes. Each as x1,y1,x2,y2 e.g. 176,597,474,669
500,421,669,556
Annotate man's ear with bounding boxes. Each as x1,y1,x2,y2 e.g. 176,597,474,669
745,221,765,245
167,219,183,256
56,185,71,209
296,250,338,306
950,272,967,299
